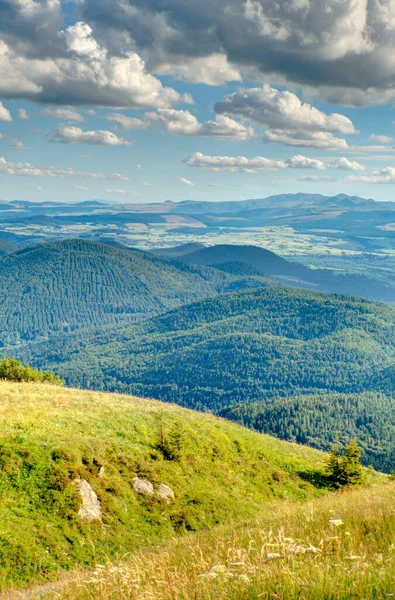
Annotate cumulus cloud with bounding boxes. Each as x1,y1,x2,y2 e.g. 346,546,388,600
298,175,335,183
0,10,183,109
286,155,325,170
369,134,393,145
347,167,395,184
0,102,12,122
41,108,84,122
178,177,194,186
18,108,29,120
105,114,148,129
184,152,287,172
145,109,254,140
330,157,365,171
215,86,355,149
0,156,129,180
78,0,395,106
46,125,132,146
184,152,366,173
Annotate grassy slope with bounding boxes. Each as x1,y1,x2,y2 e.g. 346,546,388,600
57,482,395,600
0,382,339,589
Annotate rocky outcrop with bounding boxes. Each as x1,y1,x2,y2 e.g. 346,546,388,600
133,477,154,496
132,477,175,502
74,479,102,523
157,483,175,503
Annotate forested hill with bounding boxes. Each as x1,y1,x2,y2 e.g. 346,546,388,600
0,239,265,344
14,286,395,448
168,244,394,302
220,392,395,472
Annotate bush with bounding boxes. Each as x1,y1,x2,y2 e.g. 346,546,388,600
326,438,364,487
0,356,64,385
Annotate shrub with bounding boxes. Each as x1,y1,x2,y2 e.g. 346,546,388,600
0,356,64,385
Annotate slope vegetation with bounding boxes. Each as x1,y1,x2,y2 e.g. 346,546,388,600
0,382,329,588
220,392,395,472
0,239,262,343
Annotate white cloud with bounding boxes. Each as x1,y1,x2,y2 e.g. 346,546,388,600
79,0,395,106
18,108,29,120
136,164,143,170
0,20,182,109
184,152,287,172
41,108,84,122
0,102,12,122
286,155,325,170
105,114,148,129
330,157,365,171
215,86,355,149
11,139,26,149
104,188,140,196
0,156,129,180
369,134,393,145
145,109,254,140
178,177,194,186
46,125,132,146
347,167,395,184
74,185,88,191
298,175,335,182
155,54,242,86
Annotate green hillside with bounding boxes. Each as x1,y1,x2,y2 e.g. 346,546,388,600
0,381,333,588
0,239,264,343
17,285,395,407
13,285,395,472
220,392,395,472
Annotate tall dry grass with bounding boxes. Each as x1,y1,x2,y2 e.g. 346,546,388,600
46,482,395,600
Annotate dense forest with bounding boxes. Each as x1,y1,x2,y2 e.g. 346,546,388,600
0,239,266,344
220,392,395,472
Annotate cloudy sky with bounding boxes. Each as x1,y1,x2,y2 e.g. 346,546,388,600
1,0,395,203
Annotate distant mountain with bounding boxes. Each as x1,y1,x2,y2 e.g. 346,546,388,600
168,244,395,303
0,237,17,255
0,239,263,343
151,242,206,259
170,193,380,215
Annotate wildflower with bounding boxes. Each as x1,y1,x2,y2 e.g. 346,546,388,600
264,553,282,562
329,518,344,527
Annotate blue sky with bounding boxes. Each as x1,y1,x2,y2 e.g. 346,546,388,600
1,0,395,203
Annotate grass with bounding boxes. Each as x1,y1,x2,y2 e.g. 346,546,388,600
0,382,345,590
44,482,395,600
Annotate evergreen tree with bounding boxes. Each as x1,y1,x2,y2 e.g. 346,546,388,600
339,438,364,486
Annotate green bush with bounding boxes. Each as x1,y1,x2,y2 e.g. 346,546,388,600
0,356,64,385
326,438,364,487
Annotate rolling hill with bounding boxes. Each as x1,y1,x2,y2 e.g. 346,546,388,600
13,285,395,471
0,381,331,588
0,239,266,343
167,243,395,302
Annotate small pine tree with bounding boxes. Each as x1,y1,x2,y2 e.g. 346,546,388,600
325,438,342,487
326,438,363,488
339,438,364,487
154,414,185,461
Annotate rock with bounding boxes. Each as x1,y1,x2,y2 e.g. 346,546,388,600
157,483,175,503
99,466,105,479
74,479,102,523
133,477,154,496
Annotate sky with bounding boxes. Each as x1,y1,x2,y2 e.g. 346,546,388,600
1,0,395,203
